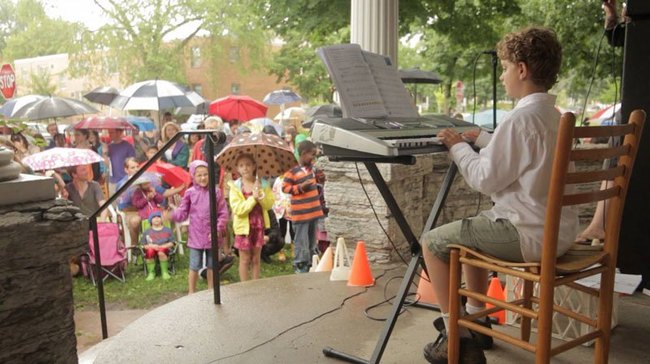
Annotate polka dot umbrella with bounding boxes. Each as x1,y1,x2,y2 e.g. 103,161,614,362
215,133,297,178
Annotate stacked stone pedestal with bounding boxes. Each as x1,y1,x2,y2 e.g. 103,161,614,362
0,200,87,363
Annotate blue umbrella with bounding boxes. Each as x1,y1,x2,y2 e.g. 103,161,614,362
263,90,302,105
126,116,156,131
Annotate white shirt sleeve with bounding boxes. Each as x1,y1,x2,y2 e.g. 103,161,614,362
474,130,492,149
449,120,535,196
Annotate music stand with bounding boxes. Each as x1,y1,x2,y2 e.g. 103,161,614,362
322,154,458,364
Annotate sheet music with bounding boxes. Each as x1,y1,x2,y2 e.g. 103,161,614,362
317,44,387,118
576,272,642,295
317,44,419,119
362,51,419,118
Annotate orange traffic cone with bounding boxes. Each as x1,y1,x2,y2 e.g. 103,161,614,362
347,241,375,287
416,271,438,305
315,246,333,272
486,273,506,324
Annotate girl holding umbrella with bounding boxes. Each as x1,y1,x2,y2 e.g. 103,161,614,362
217,133,297,280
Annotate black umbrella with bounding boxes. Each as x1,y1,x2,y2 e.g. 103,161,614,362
84,86,120,106
399,68,443,101
303,104,342,128
398,68,443,84
0,94,46,117
10,96,99,120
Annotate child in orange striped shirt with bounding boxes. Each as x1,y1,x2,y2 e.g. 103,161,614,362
282,140,324,273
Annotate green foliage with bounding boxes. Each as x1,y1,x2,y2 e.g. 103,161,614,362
259,0,619,109
27,68,58,96
70,0,200,84
256,0,350,102
1,0,82,61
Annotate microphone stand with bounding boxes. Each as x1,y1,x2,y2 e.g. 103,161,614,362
490,52,498,129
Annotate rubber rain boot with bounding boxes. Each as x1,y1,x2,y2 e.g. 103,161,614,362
145,261,156,281
160,260,171,280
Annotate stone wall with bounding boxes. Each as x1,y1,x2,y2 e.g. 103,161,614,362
0,200,88,363
319,153,601,264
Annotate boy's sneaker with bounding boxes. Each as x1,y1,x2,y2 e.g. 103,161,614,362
423,335,486,364
431,317,493,350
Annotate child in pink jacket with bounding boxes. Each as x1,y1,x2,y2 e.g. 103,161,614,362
172,160,230,294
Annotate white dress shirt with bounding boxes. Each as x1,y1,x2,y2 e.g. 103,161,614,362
448,93,578,262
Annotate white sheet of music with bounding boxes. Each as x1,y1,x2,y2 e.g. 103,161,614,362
317,44,387,118
362,51,419,119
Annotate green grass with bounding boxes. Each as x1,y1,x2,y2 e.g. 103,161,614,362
72,245,295,311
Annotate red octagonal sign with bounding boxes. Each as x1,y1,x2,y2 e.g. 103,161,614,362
0,64,17,99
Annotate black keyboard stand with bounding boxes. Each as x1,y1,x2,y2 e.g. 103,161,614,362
323,157,458,364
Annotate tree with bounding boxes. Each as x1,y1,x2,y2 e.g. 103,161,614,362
27,67,58,95
256,0,350,102
260,0,615,110
70,0,269,87
258,0,519,103
1,0,81,61
70,0,206,84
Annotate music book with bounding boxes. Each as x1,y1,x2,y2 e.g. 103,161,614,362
317,43,419,119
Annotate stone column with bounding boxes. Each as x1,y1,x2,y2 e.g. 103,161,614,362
350,0,399,66
0,147,88,362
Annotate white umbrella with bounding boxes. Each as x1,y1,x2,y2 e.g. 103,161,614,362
110,79,205,111
273,107,305,129
22,147,103,171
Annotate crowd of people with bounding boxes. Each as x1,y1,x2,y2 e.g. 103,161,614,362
1,111,330,294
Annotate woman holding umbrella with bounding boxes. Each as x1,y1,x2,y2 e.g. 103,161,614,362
158,122,189,168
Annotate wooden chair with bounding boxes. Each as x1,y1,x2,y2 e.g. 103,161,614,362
447,110,646,364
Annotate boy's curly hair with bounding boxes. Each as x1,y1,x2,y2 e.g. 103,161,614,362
496,27,562,91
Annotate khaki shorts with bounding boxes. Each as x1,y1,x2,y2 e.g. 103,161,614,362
422,215,524,263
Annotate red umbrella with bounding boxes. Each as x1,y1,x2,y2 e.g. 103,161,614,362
74,116,136,130
145,161,191,188
589,103,621,125
208,95,267,122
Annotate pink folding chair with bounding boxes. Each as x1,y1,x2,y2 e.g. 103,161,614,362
80,209,128,285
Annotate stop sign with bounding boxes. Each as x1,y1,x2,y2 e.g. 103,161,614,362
0,64,17,99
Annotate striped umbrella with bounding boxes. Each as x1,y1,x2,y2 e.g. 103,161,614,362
110,79,205,111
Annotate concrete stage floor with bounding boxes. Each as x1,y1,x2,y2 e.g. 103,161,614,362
81,265,650,364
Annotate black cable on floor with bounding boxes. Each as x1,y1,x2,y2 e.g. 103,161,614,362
205,267,399,363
